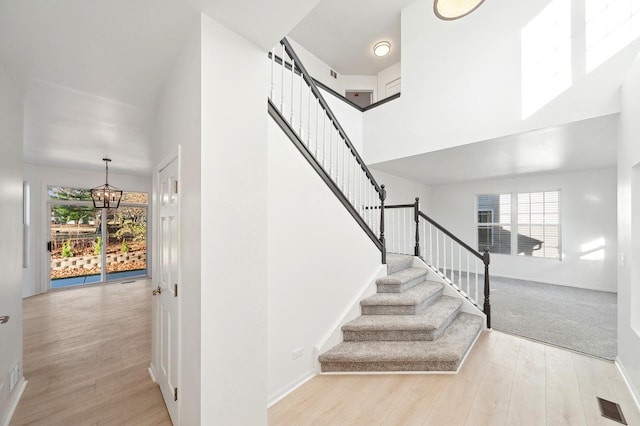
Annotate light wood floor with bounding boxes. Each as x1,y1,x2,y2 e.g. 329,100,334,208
12,282,640,426
269,331,640,426
11,280,171,426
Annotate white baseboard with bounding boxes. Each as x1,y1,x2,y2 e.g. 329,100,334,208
267,371,316,408
148,364,158,383
615,357,640,413
1,377,27,426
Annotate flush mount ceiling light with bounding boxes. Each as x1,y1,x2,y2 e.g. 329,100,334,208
434,0,486,20
373,41,391,57
90,158,122,209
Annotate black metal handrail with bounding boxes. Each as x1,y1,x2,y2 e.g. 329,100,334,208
270,38,387,263
269,51,401,113
386,198,491,327
280,38,382,195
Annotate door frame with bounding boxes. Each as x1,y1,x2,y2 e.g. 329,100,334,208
149,147,182,423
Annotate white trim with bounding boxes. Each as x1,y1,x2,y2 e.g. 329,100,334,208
615,357,640,414
320,370,458,376
148,365,158,383
1,378,27,426
268,372,316,408
152,147,182,424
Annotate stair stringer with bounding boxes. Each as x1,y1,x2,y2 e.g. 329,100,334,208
413,256,487,329
312,264,387,373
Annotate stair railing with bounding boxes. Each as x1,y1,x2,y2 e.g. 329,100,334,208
268,38,386,263
385,198,491,327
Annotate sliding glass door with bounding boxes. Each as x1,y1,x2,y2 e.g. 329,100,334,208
50,203,102,288
48,187,148,289
106,205,147,281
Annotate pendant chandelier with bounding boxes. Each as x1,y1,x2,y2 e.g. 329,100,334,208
90,158,122,209
434,0,486,20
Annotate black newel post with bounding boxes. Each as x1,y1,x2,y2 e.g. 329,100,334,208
380,185,386,264
414,197,420,257
483,248,491,329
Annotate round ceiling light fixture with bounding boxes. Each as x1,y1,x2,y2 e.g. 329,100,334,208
373,41,391,57
434,0,486,20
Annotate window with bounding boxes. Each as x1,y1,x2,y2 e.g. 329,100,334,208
477,191,561,259
476,194,512,255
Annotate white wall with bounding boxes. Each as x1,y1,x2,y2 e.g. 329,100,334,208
364,0,640,164
319,86,364,154
340,75,378,102
152,20,201,426
287,38,343,93
287,38,378,100
21,164,151,298
269,50,366,160
267,119,381,404
0,62,25,426
617,50,640,406
429,168,618,291
377,61,401,100
201,15,269,425
370,168,432,209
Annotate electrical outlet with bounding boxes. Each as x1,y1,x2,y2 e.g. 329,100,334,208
292,347,303,360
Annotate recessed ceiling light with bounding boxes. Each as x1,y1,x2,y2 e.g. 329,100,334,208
373,41,391,57
434,0,485,20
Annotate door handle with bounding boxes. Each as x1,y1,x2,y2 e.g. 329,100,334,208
152,286,161,296
0,316,9,325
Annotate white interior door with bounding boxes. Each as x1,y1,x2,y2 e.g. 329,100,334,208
152,155,180,423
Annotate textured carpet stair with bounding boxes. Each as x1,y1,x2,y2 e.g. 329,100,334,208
376,267,427,293
342,296,462,341
361,281,443,315
386,253,415,274
320,313,483,372
319,253,484,373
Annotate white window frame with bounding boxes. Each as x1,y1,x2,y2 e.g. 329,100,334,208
476,190,562,260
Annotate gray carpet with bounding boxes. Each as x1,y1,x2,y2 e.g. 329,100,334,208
484,276,617,360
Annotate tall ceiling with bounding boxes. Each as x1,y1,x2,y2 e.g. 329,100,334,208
289,0,415,75
0,0,623,184
0,0,321,175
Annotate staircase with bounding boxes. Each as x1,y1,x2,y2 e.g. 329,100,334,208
268,38,489,374
319,254,484,372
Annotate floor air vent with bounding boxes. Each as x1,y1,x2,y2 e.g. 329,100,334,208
597,397,627,424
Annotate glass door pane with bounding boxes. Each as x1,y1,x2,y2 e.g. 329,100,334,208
50,204,102,288
106,206,147,281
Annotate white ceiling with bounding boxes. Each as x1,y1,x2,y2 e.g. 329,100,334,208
0,0,320,175
289,0,414,75
0,0,199,175
0,0,623,185
369,114,620,186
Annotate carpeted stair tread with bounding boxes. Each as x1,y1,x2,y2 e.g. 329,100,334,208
386,253,415,275
376,267,427,293
319,313,484,372
361,281,443,315
343,296,462,338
